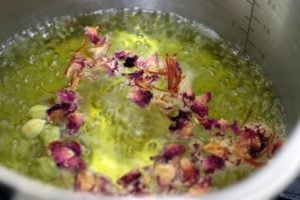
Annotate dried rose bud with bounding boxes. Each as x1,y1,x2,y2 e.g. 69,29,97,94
47,103,78,123
57,89,77,104
235,125,268,159
203,155,225,174
66,112,84,135
180,158,199,185
151,144,186,163
128,87,153,108
85,26,102,45
49,141,85,171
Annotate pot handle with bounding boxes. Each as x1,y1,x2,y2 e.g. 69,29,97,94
0,182,15,200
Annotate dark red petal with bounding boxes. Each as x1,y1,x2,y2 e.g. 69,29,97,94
114,50,130,60
236,125,269,159
49,141,63,150
49,140,85,171
117,169,142,188
50,146,74,164
144,74,159,83
190,92,212,118
47,103,77,117
203,92,212,104
203,155,225,173
85,27,101,45
200,118,218,130
66,112,84,135
67,141,82,156
151,143,186,162
169,110,192,132
181,89,195,106
214,119,228,131
57,89,76,104
190,102,208,118
128,88,153,108
66,156,86,170
269,139,283,156
124,55,139,68
74,57,87,69
180,158,200,185
128,70,144,80
49,143,74,165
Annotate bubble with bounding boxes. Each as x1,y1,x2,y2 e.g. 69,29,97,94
136,33,144,39
42,32,50,39
11,140,19,152
135,130,143,136
92,99,102,109
127,146,134,155
0,9,286,187
55,71,61,77
35,85,41,90
148,142,157,150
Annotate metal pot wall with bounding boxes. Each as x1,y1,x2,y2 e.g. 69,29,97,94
0,0,299,199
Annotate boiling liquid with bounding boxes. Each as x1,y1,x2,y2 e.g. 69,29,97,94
0,9,285,189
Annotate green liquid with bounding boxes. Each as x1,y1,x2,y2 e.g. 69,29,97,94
0,9,285,189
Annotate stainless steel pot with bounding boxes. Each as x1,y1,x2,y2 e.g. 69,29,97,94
0,0,299,199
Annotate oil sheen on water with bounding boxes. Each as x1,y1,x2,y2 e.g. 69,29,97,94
0,9,285,189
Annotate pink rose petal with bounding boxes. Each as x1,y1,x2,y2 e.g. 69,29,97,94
128,87,153,108
66,112,85,135
203,155,225,174
49,141,85,171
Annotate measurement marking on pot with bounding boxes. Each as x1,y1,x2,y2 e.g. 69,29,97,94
246,0,259,6
241,0,261,54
